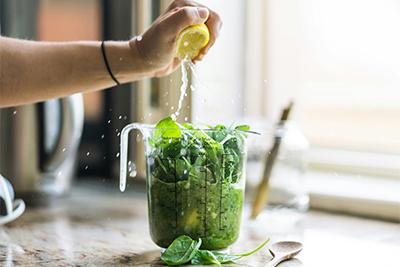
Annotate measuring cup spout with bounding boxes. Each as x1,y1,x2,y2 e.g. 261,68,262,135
119,123,144,192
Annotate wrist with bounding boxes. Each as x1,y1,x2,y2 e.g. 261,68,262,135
102,40,154,84
128,37,157,79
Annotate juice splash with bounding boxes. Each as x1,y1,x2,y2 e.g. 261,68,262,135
171,56,220,121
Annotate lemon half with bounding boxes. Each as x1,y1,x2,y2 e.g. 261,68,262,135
175,24,210,60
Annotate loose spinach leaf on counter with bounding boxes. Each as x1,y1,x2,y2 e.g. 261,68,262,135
192,238,270,265
161,235,270,265
160,235,202,265
191,250,221,265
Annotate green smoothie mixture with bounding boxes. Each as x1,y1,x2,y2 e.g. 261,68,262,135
146,117,251,250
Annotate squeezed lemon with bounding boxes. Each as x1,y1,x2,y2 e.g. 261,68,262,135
175,24,209,60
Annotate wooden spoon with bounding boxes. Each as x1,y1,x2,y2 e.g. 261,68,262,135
265,241,303,267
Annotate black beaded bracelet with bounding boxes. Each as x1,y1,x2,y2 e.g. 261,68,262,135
101,40,120,86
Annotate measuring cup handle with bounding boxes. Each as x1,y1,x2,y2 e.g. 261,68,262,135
119,123,142,192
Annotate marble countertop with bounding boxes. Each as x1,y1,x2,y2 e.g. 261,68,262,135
1,180,399,267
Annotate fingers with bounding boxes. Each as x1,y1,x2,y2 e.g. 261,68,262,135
159,1,222,62
193,9,222,62
160,6,209,37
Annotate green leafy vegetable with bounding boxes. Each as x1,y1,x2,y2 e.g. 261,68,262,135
154,116,181,141
191,250,221,265
235,125,250,131
161,235,202,265
161,235,270,265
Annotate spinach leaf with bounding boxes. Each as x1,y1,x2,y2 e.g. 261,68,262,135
212,252,242,264
191,250,221,265
154,116,182,141
191,238,270,265
182,123,195,129
161,235,202,265
235,125,250,131
234,238,271,257
162,235,270,265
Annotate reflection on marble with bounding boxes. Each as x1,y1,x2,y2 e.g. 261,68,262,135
0,181,399,266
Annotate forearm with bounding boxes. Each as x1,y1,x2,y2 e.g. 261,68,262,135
0,1,221,108
0,37,149,107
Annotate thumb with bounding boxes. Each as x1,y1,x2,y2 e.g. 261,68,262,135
164,7,209,33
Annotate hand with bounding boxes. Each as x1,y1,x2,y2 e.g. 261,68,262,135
128,0,222,78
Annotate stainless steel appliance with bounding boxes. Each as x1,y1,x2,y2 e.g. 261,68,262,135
0,96,84,200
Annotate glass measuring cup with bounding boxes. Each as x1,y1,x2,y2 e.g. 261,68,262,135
120,123,258,250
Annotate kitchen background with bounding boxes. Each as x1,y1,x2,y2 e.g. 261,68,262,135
1,0,399,221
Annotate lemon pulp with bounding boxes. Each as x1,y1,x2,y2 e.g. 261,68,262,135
175,24,210,60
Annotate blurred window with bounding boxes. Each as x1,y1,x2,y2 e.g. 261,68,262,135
197,0,400,176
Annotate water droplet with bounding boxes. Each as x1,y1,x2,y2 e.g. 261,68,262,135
123,116,127,120
86,152,90,156
116,153,120,158
171,114,177,121
107,120,111,124
183,41,189,46
13,110,17,115
58,171,62,176
85,166,89,170
62,148,66,152
171,106,174,110
147,158,155,165
166,102,169,106
136,134,141,142
137,35,142,41
184,117,188,121
117,132,120,137
101,134,105,139
168,139,172,144
149,113,152,117
268,151,271,154
130,170,137,178
118,116,122,120
264,79,267,83
183,170,187,174
334,172,338,176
